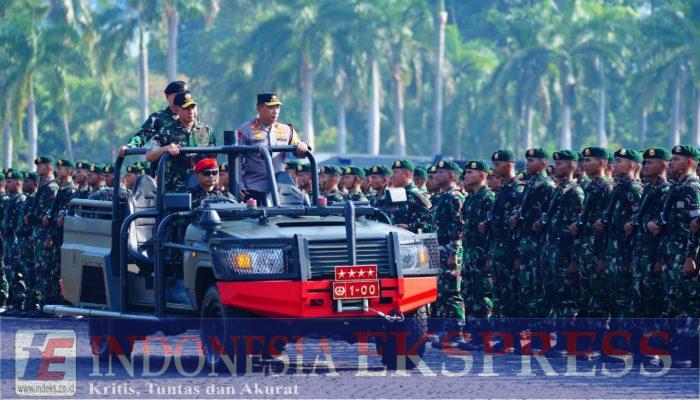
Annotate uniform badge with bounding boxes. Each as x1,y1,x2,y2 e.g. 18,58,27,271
345,167,352,174
620,149,627,156
493,152,499,160
438,161,445,168
553,152,559,160
470,162,477,169
648,148,655,156
394,161,401,168
528,149,534,156
57,160,63,166
674,145,681,153
194,129,210,146
584,148,591,156
372,166,378,173
7,172,13,178
297,165,303,172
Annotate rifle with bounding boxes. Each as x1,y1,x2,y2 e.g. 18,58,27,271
658,182,676,229
593,184,620,256
627,181,659,256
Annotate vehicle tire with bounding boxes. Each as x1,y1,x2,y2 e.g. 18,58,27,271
88,317,135,363
377,306,429,370
199,285,261,374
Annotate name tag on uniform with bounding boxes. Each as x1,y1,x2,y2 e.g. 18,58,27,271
676,201,685,208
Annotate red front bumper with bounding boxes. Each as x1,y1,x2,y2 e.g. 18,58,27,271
216,276,437,318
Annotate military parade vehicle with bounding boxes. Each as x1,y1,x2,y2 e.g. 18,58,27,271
44,132,440,372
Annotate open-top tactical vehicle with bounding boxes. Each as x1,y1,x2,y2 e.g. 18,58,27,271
44,132,440,371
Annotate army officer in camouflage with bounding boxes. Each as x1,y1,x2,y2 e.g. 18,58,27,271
120,80,188,156
145,91,216,192
431,161,466,326
237,93,309,205
387,160,433,233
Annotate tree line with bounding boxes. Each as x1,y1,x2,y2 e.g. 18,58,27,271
1,0,699,169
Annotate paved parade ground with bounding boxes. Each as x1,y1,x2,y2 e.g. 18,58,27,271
1,317,698,400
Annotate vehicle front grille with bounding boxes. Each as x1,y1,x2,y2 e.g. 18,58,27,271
79,265,107,305
306,238,393,279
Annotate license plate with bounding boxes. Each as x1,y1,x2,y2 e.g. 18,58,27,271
334,265,378,281
332,280,380,300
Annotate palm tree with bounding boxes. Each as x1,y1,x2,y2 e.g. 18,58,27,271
432,0,447,156
96,0,161,121
0,0,53,169
163,0,220,82
639,2,700,146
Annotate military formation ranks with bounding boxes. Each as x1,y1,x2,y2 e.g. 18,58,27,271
305,144,700,324
0,156,150,315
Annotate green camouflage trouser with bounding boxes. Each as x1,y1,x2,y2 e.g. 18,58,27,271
436,245,465,323
0,259,8,306
10,236,31,309
489,243,516,317
667,267,700,317
33,228,61,307
545,240,578,318
634,248,666,317
605,252,637,318
517,246,545,317
461,259,493,318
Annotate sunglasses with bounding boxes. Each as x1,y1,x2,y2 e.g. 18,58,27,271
200,169,219,177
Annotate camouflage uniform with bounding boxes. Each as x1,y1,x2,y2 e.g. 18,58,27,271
48,181,76,269
578,175,592,192
631,177,670,316
126,107,178,148
146,120,216,192
660,173,700,317
190,185,234,209
575,176,614,317
513,171,555,317
88,185,129,202
542,177,585,317
346,189,367,202
368,190,386,209
461,185,495,318
0,192,10,306
432,185,465,322
387,182,433,233
29,177,59,306
323,189,345,204
486,176,524,316
2,190,26,308
14,190,35,310
601,176,643,317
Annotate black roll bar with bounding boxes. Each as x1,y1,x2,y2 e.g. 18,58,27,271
112,144,320,315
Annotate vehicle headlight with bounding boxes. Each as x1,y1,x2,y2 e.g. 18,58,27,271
398,242,431,271
212,246,290,275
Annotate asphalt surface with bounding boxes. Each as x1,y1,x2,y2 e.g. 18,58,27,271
1,316,698,399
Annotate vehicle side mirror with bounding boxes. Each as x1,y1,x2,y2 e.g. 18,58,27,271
164,193,192,212
386,187,407,205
